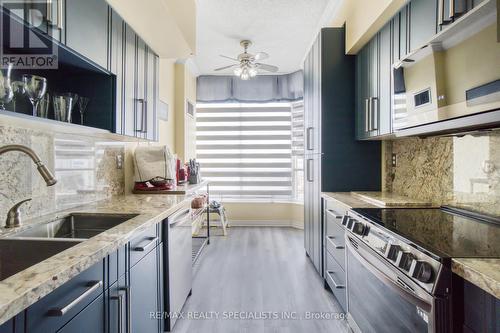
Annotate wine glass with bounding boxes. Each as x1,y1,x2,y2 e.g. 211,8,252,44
0,63,14,110
53,93,78,123
22,74,47,116
37,93,50,118
77,96,90,125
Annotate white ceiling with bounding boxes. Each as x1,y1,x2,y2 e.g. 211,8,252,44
194,0,342,75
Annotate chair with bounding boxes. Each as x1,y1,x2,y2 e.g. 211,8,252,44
208,201,229,236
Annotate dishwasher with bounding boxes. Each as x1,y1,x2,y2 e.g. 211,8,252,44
163,207,192,332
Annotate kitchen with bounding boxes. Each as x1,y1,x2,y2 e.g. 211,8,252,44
0,0,499,333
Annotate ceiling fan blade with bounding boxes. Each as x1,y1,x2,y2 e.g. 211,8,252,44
254,52,269,61
256,63,278,73
219,55,239,62
214,64,238,71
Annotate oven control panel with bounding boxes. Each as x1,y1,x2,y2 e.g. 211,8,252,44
343,211,442,293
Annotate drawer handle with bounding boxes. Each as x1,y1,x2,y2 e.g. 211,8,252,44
327,236,345,249
326,209,343,219
110,292,124,333
119,286,131,333
134,236,158,252
326,271,345,289
47,280,103,316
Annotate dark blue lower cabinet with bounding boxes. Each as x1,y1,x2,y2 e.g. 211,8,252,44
57,294,104,333
129,246,161,333
0,313,24,333
108,276,127,333
26,261,105,333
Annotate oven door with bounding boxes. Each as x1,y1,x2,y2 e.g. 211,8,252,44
345,233,435,333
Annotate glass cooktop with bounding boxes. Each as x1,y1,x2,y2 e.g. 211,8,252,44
352,207,500,259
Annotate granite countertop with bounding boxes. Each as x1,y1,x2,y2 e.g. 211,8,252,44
321,192,381,208
321,191,433,208
452,258,500,299
351,191,435,207
0,194,191,326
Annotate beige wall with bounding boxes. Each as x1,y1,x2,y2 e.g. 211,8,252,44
158,59,176,149
330,0,407,54
174,62,197,162
106,0,195,58
215,202,304,228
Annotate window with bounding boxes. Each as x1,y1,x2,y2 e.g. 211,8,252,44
196,102,303,202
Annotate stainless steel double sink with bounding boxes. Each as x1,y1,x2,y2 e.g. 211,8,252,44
0,213,138,282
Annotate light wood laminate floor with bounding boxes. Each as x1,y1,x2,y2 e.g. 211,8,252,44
173,227,349,333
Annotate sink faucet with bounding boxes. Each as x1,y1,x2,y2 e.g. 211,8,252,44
0,144,57,228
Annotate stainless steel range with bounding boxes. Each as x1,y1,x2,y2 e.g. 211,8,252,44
341,206,500,333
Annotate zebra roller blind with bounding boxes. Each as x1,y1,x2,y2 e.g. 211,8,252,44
196,103,293,200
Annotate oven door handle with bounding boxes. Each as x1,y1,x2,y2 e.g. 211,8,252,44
345,236,432,313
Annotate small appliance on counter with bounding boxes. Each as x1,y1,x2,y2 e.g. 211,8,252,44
132,145,177,193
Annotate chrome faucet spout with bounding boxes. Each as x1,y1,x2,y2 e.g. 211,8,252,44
0,144,57,186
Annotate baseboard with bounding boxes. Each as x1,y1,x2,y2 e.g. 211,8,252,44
208,219,304,229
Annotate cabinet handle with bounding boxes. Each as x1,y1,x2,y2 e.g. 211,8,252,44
371,97,379,131
327,236,345,249
134,236,158,252
47,280,103,316
326,271,345,289
119,286,131,333
46,0,52,24
326,209,343,219
368,98,373,131
306,159,314,182
56,0,63,29
306,127,314,150
110,292,124,333
438,0,444,25
134,99,145,132
142,100,148,134
364,99,370,132
449,0,455,20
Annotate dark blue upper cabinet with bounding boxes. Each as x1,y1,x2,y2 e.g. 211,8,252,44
378,22,392,136
65,0,109,69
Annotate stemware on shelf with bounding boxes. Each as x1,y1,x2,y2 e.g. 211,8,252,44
37,93,50,118
53,93,78,123
77,96,90,125
22,74,47,116
0,63,14,110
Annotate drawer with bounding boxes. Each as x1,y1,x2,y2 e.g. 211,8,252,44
26,260,105,333
325,234,345,270
325,198,349,217
129,223,160,267
325,251,347,312
325,209,345,244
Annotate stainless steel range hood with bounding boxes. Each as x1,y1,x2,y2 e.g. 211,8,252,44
392,4,500,137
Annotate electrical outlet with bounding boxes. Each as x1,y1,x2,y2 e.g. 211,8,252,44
115,154,123,169
391,153,397,167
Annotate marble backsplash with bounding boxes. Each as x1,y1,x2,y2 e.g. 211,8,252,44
384,130,500,216
0,124,126,221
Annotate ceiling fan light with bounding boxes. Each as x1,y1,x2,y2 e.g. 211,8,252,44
240,71,250,80
249,67,258,77
233,67,242,76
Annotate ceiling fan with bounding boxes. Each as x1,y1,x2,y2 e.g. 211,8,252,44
214,40,279,80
